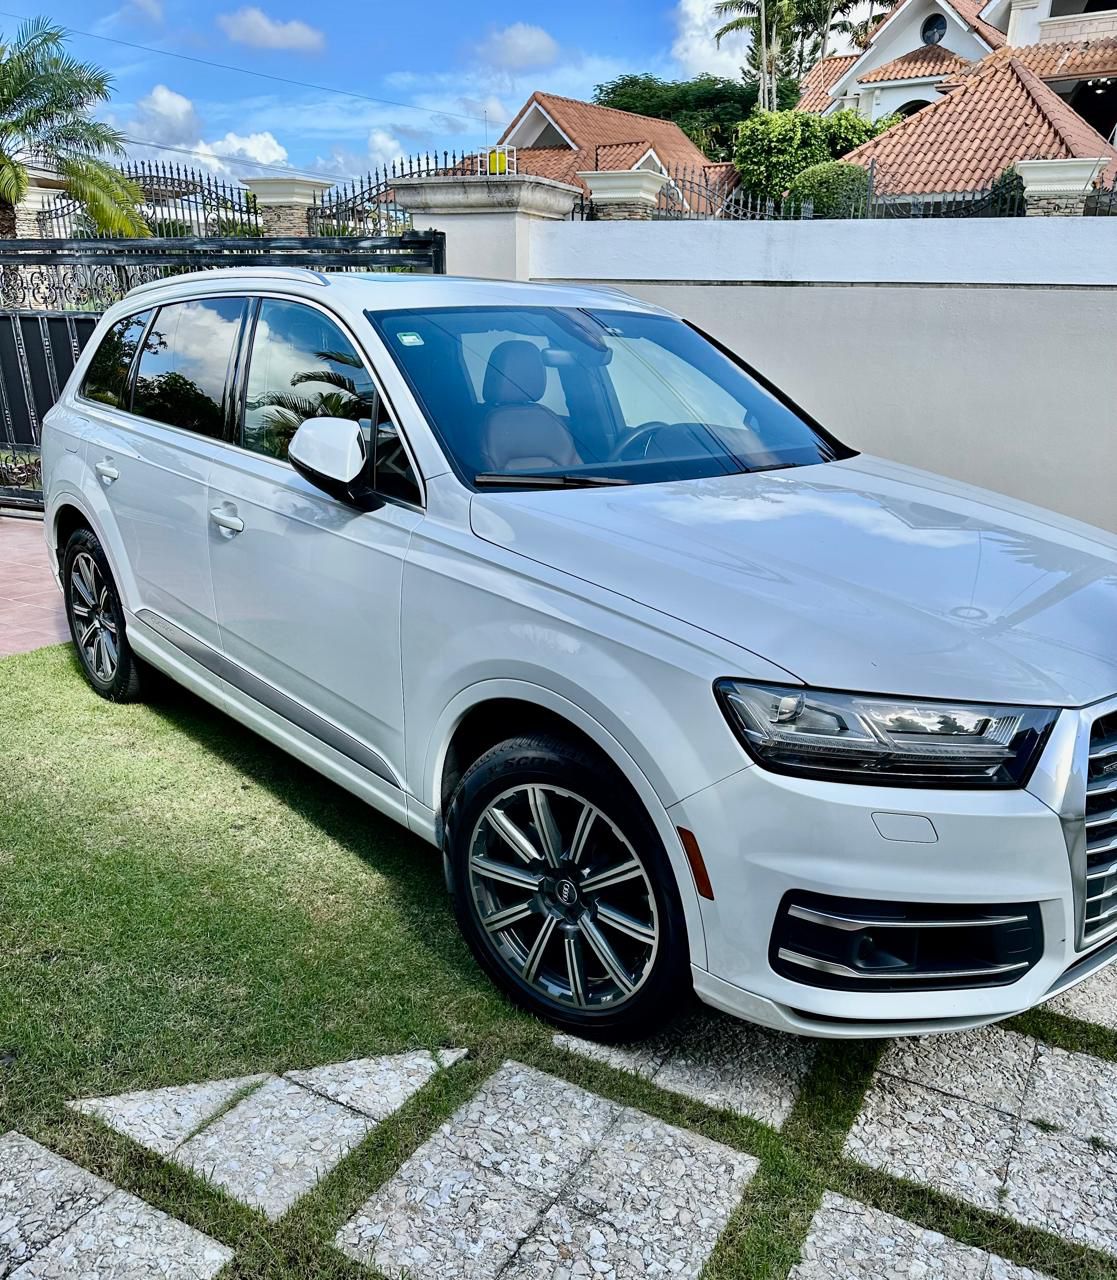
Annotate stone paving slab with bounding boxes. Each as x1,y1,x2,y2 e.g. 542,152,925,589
845,1027,1117,1257
1003,1123,1117,1257
877,1027,1037,1116
1046,964,1117,1031
844,1074,1016,1211
417,1062,619,1198
1024,1042,1117,1143
0,1132,114,1278
175,1076,375,1221
336,1061,758,1280
67,1075,270,1157
336,1150,545,1280
286,1049,467,1121
554,1008,813,1128
8,1189,232,1280
789,1192,1052,1280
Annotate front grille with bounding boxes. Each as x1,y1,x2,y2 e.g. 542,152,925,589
1084,708,1117,945
770,891,1043,992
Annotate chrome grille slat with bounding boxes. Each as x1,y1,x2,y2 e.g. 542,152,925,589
1085,803,1117,831
1083,707,1117,945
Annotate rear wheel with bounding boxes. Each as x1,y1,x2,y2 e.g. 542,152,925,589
445,734,690,1039
62,528,146,702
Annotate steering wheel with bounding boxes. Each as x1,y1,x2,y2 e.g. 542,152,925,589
608,420,674,462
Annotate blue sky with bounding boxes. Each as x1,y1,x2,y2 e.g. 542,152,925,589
24,0,754,180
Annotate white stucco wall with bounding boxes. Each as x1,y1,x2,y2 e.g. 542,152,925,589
867,82,938,120
528,219,1117,532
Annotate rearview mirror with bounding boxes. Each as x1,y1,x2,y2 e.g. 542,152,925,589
288,417,381,510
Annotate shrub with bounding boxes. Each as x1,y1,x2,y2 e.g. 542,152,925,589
786,161,870,217
734,109,899,200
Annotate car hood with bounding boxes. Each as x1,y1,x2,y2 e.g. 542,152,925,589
470,455,1117,707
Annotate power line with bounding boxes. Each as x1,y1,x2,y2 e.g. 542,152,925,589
0,8,505,128
120,135,358,182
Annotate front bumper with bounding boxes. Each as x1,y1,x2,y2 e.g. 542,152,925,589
669,696,1117,1037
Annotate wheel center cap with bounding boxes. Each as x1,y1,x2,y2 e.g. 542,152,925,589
555,878,579,908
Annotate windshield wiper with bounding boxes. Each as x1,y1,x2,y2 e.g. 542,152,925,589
473,472,631,488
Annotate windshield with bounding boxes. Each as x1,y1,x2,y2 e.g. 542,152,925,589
369,304,852,488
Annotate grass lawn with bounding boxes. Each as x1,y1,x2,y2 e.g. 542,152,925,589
2,643,1117,1279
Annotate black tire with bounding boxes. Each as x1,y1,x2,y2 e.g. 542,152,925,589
62,527,146,703
445,733,690,1040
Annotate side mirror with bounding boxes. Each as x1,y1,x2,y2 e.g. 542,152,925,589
288,417,381,510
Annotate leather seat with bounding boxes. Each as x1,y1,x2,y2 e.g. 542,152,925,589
481,340,581,472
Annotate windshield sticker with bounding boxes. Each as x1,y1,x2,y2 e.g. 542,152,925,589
397,332,424,346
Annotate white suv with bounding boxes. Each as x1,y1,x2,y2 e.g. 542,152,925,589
41,268,1117,1040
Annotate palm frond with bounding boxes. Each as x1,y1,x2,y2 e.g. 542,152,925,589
56,155,148,236
0,152,28,207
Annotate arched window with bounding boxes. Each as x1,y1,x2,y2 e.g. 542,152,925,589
921,13,947,42
898,98,932,116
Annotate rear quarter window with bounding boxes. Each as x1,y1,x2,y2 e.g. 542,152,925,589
80,311,151,408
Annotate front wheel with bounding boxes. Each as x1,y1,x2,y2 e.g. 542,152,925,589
445,734,690,1040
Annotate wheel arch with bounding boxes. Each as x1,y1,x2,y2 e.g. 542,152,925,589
426,679,709,969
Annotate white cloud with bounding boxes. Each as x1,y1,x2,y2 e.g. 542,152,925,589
480,23,560,71
208,130,288,166
217,6,325,52
671,0,751,76
134,84,202,146
366,128,404,168
132,0,164,19
122,83,289,176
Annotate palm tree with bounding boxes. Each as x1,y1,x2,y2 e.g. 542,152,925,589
0,18,146,238
830,5,892,50
715,0,771,109
793,0,862,65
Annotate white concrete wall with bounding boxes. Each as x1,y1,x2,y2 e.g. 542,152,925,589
529,219,1117,532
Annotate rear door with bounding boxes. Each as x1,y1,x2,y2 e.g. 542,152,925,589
82,296,247,651
206,295,424,786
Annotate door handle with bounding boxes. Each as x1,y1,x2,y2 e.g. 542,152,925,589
209,506,244,535
94,460,119,484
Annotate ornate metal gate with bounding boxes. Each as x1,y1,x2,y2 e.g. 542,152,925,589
0,231,446,509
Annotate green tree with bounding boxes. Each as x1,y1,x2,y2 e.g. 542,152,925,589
786,160,870,216
0,18,146,237
733,108,896,198
593,74,761,162
830,4,891,49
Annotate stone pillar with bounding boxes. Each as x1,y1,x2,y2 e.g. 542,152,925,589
13,185,57,238
576,170,668,221
391,174,581,279
1017,157,1107,216
240,176,333,236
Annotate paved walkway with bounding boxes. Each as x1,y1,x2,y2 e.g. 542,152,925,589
3,989,1115,1277
0,516,68,657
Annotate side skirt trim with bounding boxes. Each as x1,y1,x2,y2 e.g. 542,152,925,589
136,609,400,789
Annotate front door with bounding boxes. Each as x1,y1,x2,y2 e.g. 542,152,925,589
81,297,247,652
206,296,424,788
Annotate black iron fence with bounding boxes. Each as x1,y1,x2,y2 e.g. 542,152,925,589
0,310,97,507
48,161,263,239
636,160,1032,221
0,230,446,508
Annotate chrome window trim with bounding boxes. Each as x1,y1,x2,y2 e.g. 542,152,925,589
72,287,427,512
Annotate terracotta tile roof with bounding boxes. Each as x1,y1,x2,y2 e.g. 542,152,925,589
796,54,859,111
943,0,1007,47
495,91,713,190
858,44,972,82
951,33,1117,80
843,53,1117,193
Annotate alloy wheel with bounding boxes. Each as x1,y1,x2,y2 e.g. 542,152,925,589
467,784,660,1010
69,551,119,682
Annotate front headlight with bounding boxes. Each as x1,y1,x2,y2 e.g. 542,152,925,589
714,680,1058,788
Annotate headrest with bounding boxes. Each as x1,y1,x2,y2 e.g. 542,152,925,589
482,340,547,406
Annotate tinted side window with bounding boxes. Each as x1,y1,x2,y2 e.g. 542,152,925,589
80,311,151,408
243,299,420,504
132,297,244,438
